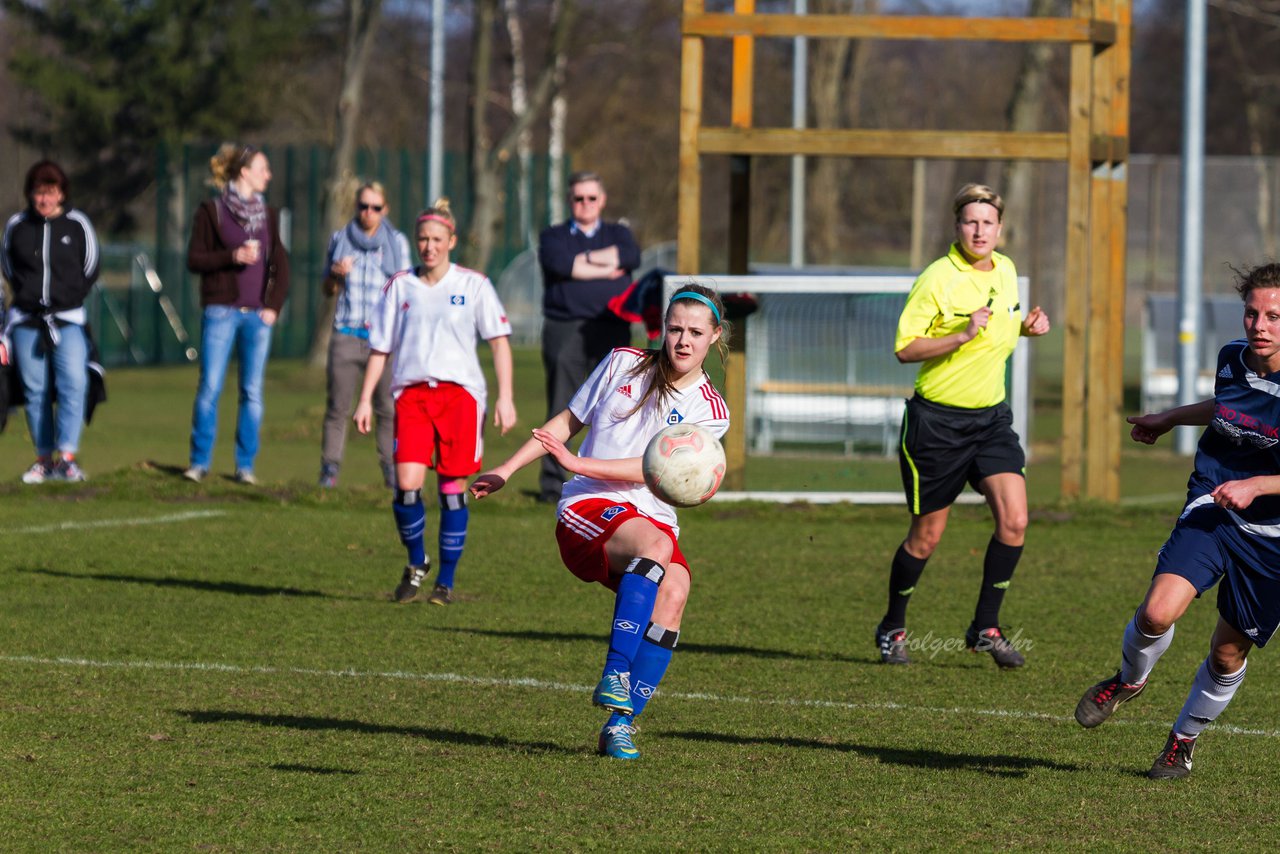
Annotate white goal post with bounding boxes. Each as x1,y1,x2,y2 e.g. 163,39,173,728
663,274,1031,504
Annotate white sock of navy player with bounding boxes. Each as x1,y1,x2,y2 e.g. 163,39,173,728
1172,657,1247,739
1119,611,1174,687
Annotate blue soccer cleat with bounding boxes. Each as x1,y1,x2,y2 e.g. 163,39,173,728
591,671,634,715
597,718,640,760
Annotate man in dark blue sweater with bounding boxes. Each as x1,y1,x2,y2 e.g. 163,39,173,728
537,171,641,502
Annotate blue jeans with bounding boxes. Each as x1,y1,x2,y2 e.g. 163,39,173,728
12,322,88,457
190,306,273,471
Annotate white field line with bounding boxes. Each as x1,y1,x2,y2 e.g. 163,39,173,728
0,510,227,535
2,653,1277,739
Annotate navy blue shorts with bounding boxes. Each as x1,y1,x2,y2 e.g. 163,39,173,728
1155,500,1280,647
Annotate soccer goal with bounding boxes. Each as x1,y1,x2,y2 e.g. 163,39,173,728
664,273,1032,503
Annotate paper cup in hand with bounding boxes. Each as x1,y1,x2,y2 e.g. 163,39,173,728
244,239,261,263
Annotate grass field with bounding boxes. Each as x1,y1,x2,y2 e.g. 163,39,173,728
2,349,1275,849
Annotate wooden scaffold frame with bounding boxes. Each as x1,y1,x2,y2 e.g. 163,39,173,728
677,0,1131,502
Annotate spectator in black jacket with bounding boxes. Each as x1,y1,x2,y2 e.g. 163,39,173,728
536,171,640,502
1,160,100,484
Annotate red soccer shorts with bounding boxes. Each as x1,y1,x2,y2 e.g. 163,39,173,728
555,498,688,591
394,382,484,477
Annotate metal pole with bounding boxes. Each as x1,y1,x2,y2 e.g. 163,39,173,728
1175,0,1206,455
428,0,445,203
789,0,807,269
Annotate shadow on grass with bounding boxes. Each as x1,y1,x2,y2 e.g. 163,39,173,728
431,625,863,663
179,709,580,755
270,763,359,775
662,729,1084,778
19,566,347,600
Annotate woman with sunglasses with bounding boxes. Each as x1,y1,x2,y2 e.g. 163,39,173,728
876,183,1051,668
470,284,730,760
318,182,412,488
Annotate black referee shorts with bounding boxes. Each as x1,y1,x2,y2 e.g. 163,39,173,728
898,394,1025,516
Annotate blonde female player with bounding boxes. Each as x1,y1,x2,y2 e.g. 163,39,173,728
470,284,730,760
354,199,517,606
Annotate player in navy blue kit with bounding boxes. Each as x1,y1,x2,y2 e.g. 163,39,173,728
1074,262,1280,779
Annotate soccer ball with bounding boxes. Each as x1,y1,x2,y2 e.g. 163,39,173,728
642,423,726,507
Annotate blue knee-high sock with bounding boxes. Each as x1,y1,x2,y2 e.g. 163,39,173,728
392,489,427,567
629,622,678,719
436,491,468,588
603,558,664,676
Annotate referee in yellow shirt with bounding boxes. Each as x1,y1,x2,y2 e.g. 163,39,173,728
876,183,1051,668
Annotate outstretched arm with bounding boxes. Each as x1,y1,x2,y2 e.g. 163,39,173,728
1127,399,1215,445
470,409,583,498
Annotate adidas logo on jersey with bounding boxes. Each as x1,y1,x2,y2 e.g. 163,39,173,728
1218,364,1233,379
617,385,634,398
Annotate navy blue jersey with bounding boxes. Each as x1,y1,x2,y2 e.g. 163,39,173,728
1186,339,1280,536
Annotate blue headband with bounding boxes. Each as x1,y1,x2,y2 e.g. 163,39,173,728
669,291,721,325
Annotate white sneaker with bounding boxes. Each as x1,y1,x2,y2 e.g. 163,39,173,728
183,466,207,483
234,468,258,485
21,460,54,484
55,459,87,482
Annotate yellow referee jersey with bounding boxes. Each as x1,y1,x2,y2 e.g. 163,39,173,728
894,243,1022,409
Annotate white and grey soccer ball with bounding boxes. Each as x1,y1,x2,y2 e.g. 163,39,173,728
642,423,726,507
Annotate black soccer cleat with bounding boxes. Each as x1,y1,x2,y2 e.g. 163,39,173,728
1148,730,1195,779
426,583,453,606
875,623,910,665
394,562,429,603
1074,671,1147,728
965,625,1026,669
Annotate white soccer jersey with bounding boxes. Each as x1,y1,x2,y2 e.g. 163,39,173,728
559,347,731,535
369,263,513,405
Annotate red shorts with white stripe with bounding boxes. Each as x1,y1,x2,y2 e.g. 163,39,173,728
555,498,687,592
394,382,483,477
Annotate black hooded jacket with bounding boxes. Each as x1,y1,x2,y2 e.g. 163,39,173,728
1,206,100,314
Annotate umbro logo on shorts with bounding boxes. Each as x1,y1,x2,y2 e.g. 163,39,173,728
614,619,640,634
450,295,466,305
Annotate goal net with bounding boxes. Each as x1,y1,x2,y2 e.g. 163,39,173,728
665,274,1031,502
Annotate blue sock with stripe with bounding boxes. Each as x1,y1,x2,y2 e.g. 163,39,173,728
436,490,468,589
603,558,664,676
628,623,678,719
392,489,427,567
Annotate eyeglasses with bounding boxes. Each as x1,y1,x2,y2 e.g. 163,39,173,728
572,195,600,204
359,203,384,212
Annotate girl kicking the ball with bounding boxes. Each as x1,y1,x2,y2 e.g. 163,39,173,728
470,283,730,760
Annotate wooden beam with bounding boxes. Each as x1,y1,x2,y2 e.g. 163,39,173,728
1104,0,1132,502
731,0,754,128
683,14,1115,45
677,0,705,276
1061,0,1093,501
699,127,1070,160
1085,0,1114,501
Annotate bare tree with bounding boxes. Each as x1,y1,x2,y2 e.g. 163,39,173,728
999,0,1063,266
504,0,536,249
308,0,386,366
547,0,570,226
467,0,577,273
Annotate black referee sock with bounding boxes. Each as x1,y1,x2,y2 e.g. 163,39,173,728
882,543,929,629
973,536,1024,630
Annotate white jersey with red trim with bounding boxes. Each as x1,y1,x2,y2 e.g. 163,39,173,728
369,263,512,405
559,347,731,535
